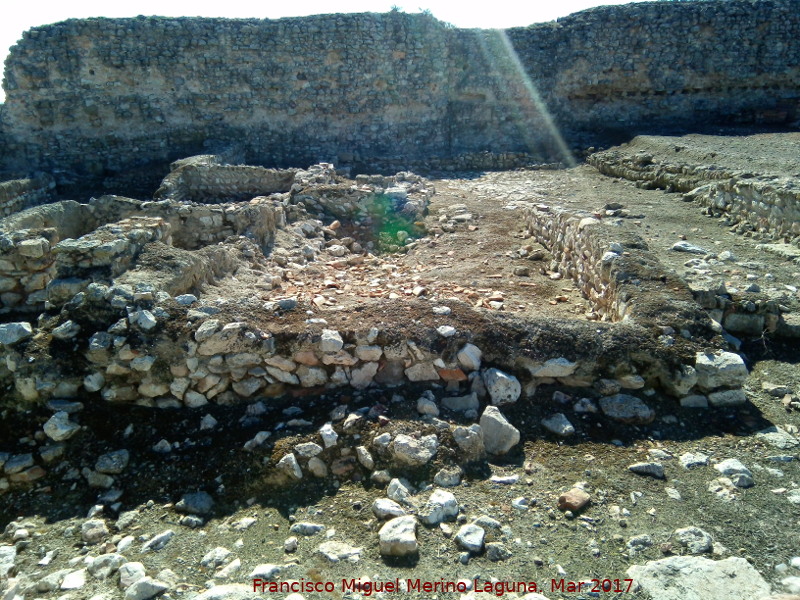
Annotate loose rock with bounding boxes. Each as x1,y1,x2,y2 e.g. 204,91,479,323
455,523,485,553
378,516,418,557
482,368,521,405
479,406,520,455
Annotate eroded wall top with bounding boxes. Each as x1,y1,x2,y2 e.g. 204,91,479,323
1,0,799,189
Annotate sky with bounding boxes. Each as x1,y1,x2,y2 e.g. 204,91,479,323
0,0,638,102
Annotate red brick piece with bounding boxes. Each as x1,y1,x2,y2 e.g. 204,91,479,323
557,488,590,512
438,368,468,382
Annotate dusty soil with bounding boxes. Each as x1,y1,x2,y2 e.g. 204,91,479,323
605,132,800,178
1,133,800,599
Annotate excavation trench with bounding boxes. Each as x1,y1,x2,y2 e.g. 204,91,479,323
0,159,765,518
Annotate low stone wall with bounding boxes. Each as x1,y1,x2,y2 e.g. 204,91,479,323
0,175,55,218
686,178,800,241
154,160,433,235
0,194,284,313
87,195,283,251
523,204,709,332
691,281,787,338
589,150,800,245
0,200,93,238
46,217,173,306
0,200,96,313
155,159,297,203
292,165,433,226
0,292,748,412
0,228,59,313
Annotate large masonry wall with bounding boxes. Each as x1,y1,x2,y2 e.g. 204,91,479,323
1,0,799,188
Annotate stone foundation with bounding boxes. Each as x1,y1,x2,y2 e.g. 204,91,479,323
589,149,800,245
0,175,55,218
523,203,708,331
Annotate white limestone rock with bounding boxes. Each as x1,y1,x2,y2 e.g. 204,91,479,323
60,569,86,590
317,540,362,563
482,368,521,405
350,361,379,389
533,357,577,378
455,523,485,553
714,458,754,487
118,562,147,589
452,424,486,461
201,547,232,570
479,406,520,455
418,489,459,525
124,576,169,600
626,556,770,600
694,351,748,391
81,519,109,544
674,526,713,554
320,329,343,353
294,442,323,458
87,553,126,579
372,498,406,520
457,343,482,371
378,516,418,556
391,434,438,466
387,478,415,505
405,362,440,382
44,411,80,441
433,465,463,487
541,413,575,437
141,530,175,553
319,422,338,448
356,446,375,470
277,453,302,480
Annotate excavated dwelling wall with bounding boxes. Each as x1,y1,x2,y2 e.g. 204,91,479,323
524,202,792,339
0,175,56,217
0,293,746,413
155,163,297,203
589,150,800,243
523,204,708,328
0,160,432,316
1,0,798,190
0,195,283,313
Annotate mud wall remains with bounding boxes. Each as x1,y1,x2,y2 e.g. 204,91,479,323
1,0,798,189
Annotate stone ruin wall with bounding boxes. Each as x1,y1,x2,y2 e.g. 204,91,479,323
524,202,789,339
524,205,704,324
0,175,55,218
154,162,297,203
0,192,284,313
589,150,800,243
0,161,753,413
0,0,798,191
